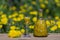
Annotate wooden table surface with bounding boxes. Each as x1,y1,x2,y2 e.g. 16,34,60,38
0,33,60,40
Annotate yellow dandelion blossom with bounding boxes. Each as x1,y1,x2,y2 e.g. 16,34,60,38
1,14,7,18
0,25,2,29
8,30,17,38
39,13,43,17
28,6,33,10
55,16,59,20
17,17,22,21
40,4,46,9
8,15,12,18
51,20,55,25
44,0,48,4
10,26,16,30
46,20,51,27
56,3,60,7
30,11,38,15
9,6,16,11
58,25,60,28
32,17,37,22
24,4,28,8
12,17,17,21
56,21,60,28
20,6,24,9
31,1,36,5
45,9,49,13
16,30,22,37
18,14,24,20
12,12,18,18
21,9,27,13
55,0,59,3
39,0,43,2
24,17,30,24
50,25,57,31
29,25,34,29
21,29,25,34
8,30,21,38
1,17,8,24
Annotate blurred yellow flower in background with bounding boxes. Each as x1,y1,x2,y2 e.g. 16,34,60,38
21,9,27,13
12,12,18,18
55,16,59,20
28,6,33,10
8,30,22,38
19,10,24,13
10,26,16,30
40,4,46,9
56,20,60,28
0,11,3,15
1,17,8,24
17,30,22,37
39,0,43,2
56,3,60,7
45,9,49,13
32,17,37,22
31,1,36,5
29,25,34,29
24,17,30,24
18,14,24,20
1,14,7,18
55,0,59,3
12,17,17,21
21,29,25,34
48,16,51,19
1,14,7,24
46,20,51,27
58,25,60,28
8,15,12,18
12,14,24,21
55,0,60,7
17,17,22,21
0,22,2,24
13,11,18,15
39,13,43,17
51,20,55,25
50,25,57,31
8,30,17,38
30,11,38,15
24,4,28,8
9,6,16,11
0,25,2,29
20,6,24,10
44,0,48,4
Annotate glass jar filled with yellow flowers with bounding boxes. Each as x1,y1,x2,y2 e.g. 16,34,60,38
34,9,48,37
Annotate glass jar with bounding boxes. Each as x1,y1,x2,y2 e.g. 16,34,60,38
34,18,48,37
34,9,48,37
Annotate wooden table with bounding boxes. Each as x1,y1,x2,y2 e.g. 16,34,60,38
0,33,60,40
